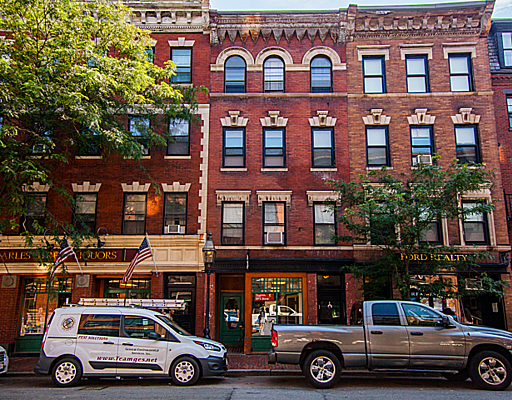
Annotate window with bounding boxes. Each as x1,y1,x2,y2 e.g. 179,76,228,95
78,314,120,337
32,130,53,155
463,200,489,245
145,47,155,64
104,278,150,299
163,193,187,234
449,53,473,92
264,202,285,245
77,129,100,156
263,57,284,92
225,55,246,93
314,203,336,245
369,207,395,246
507,98,512,129
502,32,512,67
21,193,47,233
129,117,150,156
311,56,332,93
171,48,192,83
455,125,480,164
123,315,168,339
406,55,429,93
363,56,386,94
402,303,442,327
223,128,245,167
366,126,389,167
410,126,434,164
419,210,442,244
222,203,244,245
167,119,189,156
73,193,97,232
263,128,285,167
312,128,334,167
372,303,400,326
122,193,146,234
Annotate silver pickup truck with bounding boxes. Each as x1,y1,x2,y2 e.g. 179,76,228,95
268,300,512,391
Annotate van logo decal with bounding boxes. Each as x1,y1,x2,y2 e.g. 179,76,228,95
62,317,75,330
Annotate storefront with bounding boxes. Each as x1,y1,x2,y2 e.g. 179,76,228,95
165,273,196,334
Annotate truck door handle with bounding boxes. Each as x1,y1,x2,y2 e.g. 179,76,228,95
410,331,424,336
103,341,115,345
122,343,133,346
371,331,383,335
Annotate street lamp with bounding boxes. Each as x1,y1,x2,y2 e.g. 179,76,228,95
202,231,216,339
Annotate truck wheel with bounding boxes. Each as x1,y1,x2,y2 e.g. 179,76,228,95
469,350,512,391
170,356,200,386
51,357,82,387
441,370,469,382
303,350,341,389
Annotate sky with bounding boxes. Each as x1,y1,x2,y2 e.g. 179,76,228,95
210,0,511,19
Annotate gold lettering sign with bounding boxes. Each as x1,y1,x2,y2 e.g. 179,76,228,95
400,253,467,262
0,249,125,263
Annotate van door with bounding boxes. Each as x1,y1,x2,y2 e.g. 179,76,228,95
75,312,121,375
117,315,170,376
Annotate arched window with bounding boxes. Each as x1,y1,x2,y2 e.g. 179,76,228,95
311,56,332,93
264,56,284,92
225,55,246,93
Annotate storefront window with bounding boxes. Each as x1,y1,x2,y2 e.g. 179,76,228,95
20,277,72,336
251,277,303,337
104,278,151,299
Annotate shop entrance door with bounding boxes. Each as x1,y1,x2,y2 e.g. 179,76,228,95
219,293,243,349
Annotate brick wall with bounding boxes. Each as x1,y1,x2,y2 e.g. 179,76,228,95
0,276,22,349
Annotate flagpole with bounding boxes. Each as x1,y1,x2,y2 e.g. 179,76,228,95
146,234,158,277
75,257,84,275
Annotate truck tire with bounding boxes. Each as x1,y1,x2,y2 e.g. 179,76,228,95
51,357,82,387
303,350,341,389
441,370,469,382
170,356,200,386
469,350,512,391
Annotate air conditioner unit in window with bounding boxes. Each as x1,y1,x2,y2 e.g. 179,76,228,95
266,232,284,245
412,154,432,165
164,225,185,234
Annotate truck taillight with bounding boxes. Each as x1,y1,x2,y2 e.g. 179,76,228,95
41,324,49,350
271,329,278,347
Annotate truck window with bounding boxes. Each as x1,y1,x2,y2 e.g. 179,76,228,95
402,303,443,327
78,314,120,337
123,316,168,339
372,303,401,326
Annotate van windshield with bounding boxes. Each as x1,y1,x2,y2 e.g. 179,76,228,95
156,315,191,336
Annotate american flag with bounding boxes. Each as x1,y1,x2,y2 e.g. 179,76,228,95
50,238,76,281
122,236,153,283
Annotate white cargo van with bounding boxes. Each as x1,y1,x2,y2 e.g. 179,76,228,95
34,303,227,387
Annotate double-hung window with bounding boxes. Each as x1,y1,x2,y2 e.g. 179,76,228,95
366,126,389,167
507,97,512,130
77,128,100,156
163,193,186,234
129,117,150,156
21,193,47,234
171,48,192,84
455,125,480,164
419,209,441,244
264,57,284,92
222,203,244,245
167,119,190,156
411,126,434,165
73,193,97,232
502,32,512,67
449,53,473,92
312,128,334,167
223,128,245,167
363,56,386,94
225,56,246,93
264,202,285,245
263,128,285,167
406,55,429,93
311,56,332,93
462,200,489,245
314,203,336,245
123,193,146,235
145,47,155,64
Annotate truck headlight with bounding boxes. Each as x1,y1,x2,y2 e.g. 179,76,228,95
194,340,221,352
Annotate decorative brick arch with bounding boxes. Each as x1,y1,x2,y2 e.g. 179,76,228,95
255,47,294,67
302,46,342,66
214,47,255,68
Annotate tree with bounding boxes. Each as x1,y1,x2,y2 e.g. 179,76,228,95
329,159,506,303
0,0,198,245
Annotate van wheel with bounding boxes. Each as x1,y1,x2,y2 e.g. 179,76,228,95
170,356,200,386
469,350,512,391
441,370,469,382
52,357,82,387
303,350,341,389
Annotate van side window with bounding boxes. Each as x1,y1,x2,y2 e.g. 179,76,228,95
123,316,168,339
372,303,401,326
78,314,120,337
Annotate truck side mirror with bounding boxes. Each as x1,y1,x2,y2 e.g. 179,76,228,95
148,332,161,340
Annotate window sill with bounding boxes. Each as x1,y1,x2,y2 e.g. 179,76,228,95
172,83,193,87
310,168,337,172
261,168,288,172
366,166,392,170
164,155,191,160
75,155,102,160
220,168,247,172
124,156,151,160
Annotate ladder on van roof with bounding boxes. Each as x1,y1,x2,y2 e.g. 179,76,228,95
78,298,186,310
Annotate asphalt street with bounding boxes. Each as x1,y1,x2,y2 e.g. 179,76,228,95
0,373,511,399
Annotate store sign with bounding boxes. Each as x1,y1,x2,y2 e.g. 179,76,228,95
254,293,275,301
400,253,469,262
0,249,125,263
